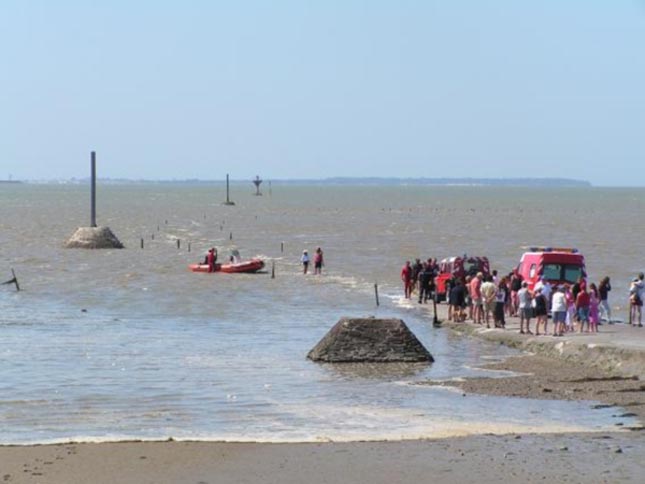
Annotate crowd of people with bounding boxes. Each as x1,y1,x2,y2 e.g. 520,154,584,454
400,258,439,302
400,259,645,334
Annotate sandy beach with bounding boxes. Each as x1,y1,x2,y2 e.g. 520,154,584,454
1,432,644,484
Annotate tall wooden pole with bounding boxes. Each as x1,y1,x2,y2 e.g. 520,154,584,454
224,174,235,205
90,151,97,227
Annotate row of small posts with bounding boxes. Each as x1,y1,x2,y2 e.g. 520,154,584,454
137,234,281,251
70,152,388,309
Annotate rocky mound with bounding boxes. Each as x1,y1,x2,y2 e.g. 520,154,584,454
64,226,124,249
307,317,434,363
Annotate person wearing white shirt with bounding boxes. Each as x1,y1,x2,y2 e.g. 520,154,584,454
541,280,553,305
301,250,310,274
517,281,532,334
551,286,567,336
630,274,644,327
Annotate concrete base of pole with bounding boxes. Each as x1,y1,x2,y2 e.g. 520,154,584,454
64,226,124,249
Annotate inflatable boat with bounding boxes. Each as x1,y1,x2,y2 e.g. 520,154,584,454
189,258,265,274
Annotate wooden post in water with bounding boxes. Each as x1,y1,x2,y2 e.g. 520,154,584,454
229,232,233,240
281,242,284,253
3,269,20,291
140,238,144,249
374,283,380,307
224,174,235,205
432,294,441,326
271,261,275,279
90,151,97,227
11,269,19,291
188,242,191,252
63,151,122,248
177,239,180,249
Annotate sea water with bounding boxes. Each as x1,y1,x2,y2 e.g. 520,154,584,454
0,184,642,444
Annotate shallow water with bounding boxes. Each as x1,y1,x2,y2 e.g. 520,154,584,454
0,184,642,444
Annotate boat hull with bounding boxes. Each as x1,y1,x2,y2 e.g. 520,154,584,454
189,259,265,274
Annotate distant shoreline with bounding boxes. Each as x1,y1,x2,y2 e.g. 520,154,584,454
16,177,592,187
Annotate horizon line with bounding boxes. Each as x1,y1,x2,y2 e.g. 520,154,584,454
5,176,592,184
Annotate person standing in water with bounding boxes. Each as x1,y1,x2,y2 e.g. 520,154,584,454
418,263,433,304
313,247,324,275
401,261,412,299
598,276,612,323
301,250,310,274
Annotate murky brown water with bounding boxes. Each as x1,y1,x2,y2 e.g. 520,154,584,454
0,183,641,444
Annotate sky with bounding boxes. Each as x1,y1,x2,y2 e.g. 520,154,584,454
1,1,644,185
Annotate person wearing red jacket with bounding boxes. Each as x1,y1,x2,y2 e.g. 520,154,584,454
206,247,217,273
576,289,590,333
401,261,412,299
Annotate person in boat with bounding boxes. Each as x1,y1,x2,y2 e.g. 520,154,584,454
206,247,217,273
230,249,241,264
203,247,218,264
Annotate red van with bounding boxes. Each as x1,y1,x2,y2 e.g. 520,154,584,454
515,247,586,290
435,255,490,301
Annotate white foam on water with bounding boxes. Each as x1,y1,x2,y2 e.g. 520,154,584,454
3,417,629,447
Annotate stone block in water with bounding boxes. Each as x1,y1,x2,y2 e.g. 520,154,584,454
307,317,434,363
64,226,124,249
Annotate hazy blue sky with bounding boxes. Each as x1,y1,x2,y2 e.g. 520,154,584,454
1,1,644,185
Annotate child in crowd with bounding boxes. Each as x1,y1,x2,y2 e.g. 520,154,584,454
588,283,600,333
565,285,576,333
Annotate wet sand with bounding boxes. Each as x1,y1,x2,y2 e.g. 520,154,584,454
422,354,645,425
1,432,644,484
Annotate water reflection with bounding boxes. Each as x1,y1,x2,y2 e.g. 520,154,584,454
316,361,431,380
